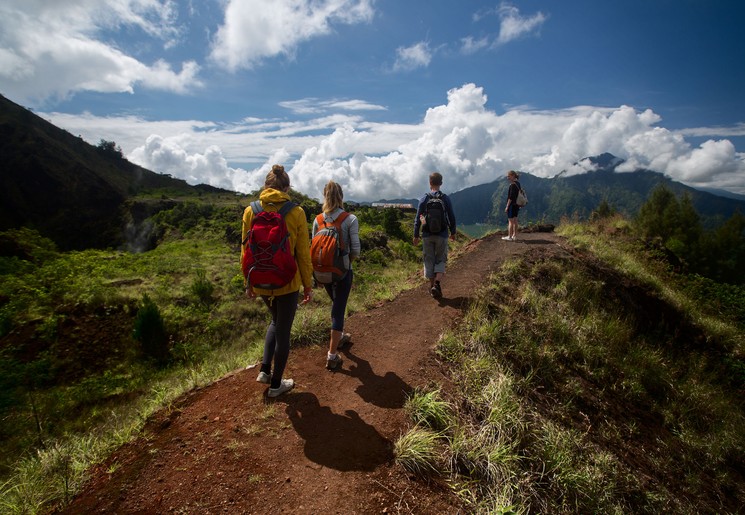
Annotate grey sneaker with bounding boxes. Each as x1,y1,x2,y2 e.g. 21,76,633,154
326,354,343,371
256,371,271,384
267,379,294,398
337,332,352,350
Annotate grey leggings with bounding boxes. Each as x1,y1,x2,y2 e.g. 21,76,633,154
260,291,298,389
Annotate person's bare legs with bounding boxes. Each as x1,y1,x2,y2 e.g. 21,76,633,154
508,217,518,239
328,329,343,355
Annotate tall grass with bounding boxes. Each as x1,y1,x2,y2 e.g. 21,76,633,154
396,221,745,513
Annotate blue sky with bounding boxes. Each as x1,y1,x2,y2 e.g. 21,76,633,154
1,0,744,200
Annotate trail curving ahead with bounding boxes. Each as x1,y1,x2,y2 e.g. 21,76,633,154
60,231,565,514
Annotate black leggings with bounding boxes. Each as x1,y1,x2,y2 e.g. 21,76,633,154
323,269,353,332
260,291,298,388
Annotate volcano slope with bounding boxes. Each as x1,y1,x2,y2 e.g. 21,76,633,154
60,231,569,514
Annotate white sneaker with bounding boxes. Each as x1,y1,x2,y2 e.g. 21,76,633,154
256,371,271,384
267,378,294,397
502,236,513,241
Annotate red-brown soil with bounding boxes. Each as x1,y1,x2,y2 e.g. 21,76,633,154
57,231,567,514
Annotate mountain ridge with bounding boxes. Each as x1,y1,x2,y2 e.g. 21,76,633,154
2,92,744,250
0,93,231,250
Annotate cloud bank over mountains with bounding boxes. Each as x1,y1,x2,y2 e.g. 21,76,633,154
3,1,742,200
47,83,745,201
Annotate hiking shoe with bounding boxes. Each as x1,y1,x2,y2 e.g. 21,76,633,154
256,371,271,384
430,283,442,299
267,379,294,398
326,354,343,371
337,332,352,350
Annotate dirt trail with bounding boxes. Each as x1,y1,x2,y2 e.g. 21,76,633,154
60,231,565,514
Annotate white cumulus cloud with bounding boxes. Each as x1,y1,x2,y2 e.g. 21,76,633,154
209,0,374,71
0,0,201,103
45,83,745,201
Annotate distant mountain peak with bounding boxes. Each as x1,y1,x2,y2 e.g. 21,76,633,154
575,152,624,172
554,153,624,178
581,152,624,171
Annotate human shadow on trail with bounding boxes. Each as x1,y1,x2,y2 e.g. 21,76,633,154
521,238,554,245
285,392,393,471
436,296,469,309
343,349,412,409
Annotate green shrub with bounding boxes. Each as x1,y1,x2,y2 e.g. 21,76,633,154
390,240,419,261
363,249,387,266
358,226,388,251
190,269,215,305
132,294,169,364
405,388,454,431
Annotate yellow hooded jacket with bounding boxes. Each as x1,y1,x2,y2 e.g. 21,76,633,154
241,188,313,297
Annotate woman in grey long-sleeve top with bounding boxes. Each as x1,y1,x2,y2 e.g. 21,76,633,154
311,181,360,371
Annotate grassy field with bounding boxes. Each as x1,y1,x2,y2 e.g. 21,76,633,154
2,203,744,513
0,197,440,512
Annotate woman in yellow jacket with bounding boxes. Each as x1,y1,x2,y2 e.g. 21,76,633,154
241,165,313,397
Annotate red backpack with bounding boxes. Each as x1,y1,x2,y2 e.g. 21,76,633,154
310,211,350,284
242,201,297,290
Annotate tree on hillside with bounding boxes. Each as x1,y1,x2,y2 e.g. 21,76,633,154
707,210,745,284
636,185,745,285
590,199,617,221
96,139,123,159
636,185,704,266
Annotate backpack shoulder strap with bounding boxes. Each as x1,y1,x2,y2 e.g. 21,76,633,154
277,201,297,218
335,211,350,225
250,200,263,215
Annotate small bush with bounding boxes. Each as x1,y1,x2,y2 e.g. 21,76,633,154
190,269,215,305
363,249,387,266
132,294,169,364
389,240,419,262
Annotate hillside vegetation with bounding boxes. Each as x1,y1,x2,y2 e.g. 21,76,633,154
401,214,744,513
0,190,430,509
0,188,744,513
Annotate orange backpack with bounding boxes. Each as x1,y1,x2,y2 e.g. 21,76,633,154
310,211,350,284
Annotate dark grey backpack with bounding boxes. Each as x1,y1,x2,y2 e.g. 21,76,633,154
424,193,446,233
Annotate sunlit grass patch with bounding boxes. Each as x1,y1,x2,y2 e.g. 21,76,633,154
426,229,745,512
404,388,454,432
290,306,328,346
394,426,443,476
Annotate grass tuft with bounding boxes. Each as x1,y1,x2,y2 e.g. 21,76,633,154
404,388,454,431
394,426,442,476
